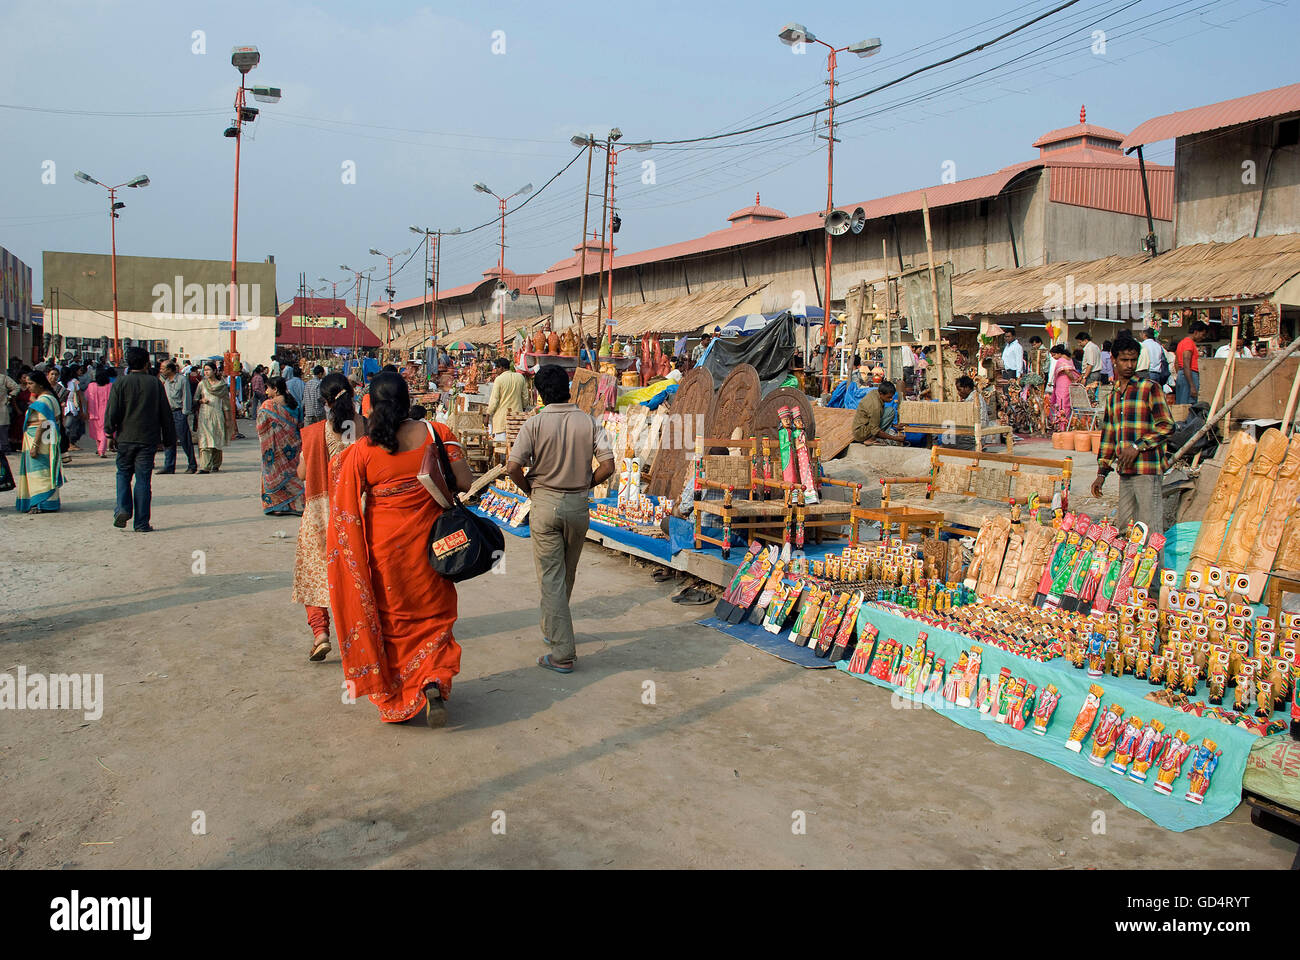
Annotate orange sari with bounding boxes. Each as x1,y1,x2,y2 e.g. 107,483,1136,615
328,426,464,721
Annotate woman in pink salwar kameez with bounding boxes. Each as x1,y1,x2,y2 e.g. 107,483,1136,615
85,368,112,457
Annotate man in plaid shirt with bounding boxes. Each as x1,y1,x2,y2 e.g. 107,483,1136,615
1091,334,1175,537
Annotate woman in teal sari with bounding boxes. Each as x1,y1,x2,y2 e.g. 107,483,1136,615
257,377,305,515
15,370,64,513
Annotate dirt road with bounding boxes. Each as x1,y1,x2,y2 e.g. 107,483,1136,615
1,429,1291,868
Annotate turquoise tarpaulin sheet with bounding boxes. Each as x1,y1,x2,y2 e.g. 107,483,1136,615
836,602,1255,832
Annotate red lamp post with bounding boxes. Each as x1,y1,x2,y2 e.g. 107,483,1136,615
778,24,881,395
74,170,150,365
472,181,532,353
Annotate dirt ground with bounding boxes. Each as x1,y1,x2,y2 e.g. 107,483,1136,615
1,425,1292,869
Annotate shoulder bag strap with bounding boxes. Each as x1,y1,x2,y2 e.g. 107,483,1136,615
424,420,463,508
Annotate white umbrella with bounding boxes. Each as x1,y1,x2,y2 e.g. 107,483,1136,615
719,313,771,336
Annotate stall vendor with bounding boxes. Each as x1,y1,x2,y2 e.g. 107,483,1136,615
1091,334,1175,539
851,380,904,446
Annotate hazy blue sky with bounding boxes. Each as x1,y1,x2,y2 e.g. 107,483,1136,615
2,0,1296,307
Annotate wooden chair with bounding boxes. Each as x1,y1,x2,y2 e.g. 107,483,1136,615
451,411,492,473
1070,383,1102,430
691,435,796,557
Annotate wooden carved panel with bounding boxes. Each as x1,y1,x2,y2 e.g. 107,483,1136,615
705,363,760,450
753,387,816,444
647,368,715,498
571,367,602,419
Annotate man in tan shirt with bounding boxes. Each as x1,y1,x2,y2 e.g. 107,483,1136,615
506,364,615,673
486,357,530,439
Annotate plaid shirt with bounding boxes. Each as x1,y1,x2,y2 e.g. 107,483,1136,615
1097,375,1174,476
301,377,324,422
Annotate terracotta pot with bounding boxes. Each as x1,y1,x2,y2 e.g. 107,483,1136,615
1090,432,1101,455
1074,431,1093,452
1052,431,1072,449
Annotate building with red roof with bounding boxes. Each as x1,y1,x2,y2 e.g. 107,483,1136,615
275,296,379,352
373,266,555,343
529,107,1174,333
1122,81,1300,247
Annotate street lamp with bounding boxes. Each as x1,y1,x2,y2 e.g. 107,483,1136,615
574,131,650,370
472,181,533,351
410,226,462,341
74,169,150,364
340,264,376,360
369,247,410,355
778,22,881,395
225,44,282,364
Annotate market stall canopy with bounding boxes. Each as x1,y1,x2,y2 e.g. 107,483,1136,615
436,314,549,347
388,327,436,354
952,234,1300,318
603,282,768,337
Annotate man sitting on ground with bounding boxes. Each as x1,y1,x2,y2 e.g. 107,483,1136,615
851,379,904,446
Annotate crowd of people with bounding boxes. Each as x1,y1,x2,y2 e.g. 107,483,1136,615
3,345,611,730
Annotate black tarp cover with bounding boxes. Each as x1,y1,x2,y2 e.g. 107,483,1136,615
700,312,796,395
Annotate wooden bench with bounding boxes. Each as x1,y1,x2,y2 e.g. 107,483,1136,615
881,446,1073,537
896,399,1014,453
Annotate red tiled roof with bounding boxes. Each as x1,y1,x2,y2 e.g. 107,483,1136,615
727,192,788,223
1121,82,1300,151
528,122,1173,291
1032,123,1125,148
275,296,380,348
376,267,556,312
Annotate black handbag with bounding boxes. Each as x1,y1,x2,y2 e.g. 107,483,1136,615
425,424,505,582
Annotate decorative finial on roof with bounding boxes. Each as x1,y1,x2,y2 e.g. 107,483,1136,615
755,192,761,205
1080,105,1086,123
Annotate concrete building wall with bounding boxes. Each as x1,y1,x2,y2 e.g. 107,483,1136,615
551,171,1054,329
1172,120,1300,246
1044,197,1166,262
42,252,277,363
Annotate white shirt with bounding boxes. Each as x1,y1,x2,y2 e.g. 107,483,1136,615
1001,340,1024,376
1082,341,1101,374
1135,337,1163,372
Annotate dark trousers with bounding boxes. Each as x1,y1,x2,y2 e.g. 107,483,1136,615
162,409,196,471
115,442,157,530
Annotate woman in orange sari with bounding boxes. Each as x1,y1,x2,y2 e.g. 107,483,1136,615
294,373,365,662
328,371,473,726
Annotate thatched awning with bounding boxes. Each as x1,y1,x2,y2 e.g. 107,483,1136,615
952,234,1300,318
609,282,769,336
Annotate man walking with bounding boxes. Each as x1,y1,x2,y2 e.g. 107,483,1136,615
486,357,529,442
1092,334,1174,540
159,360,197,474
283,365,305,424
106,346,176,532
506,364,615,674
1077,332,1104,385
302,365,326,426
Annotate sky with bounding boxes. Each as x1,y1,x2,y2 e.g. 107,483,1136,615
2,0,1297,309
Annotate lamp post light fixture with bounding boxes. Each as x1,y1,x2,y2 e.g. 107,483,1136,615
340,264,376,358
225,44,282,360
778,22,881,395
471,181,533,351
369,247,410,354
74,169,150,364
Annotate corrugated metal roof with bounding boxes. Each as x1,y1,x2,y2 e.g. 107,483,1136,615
528,147,1172,291
378,268,555,312
1049,163,1173,220
275,296,380,348
1122,82,1300,150
952,234,1300,317
1032,122,1124,148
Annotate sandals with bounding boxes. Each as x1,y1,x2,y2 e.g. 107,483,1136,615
308,636,331,662
652,568,675,583
537,654,575,674
423,682,447,728
671,586,714,605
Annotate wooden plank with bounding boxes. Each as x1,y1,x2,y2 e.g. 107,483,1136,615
571,366,602,418
1201,357,1300,421
814,406,857,460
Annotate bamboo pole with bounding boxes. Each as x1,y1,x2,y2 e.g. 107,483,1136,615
1223,325,1239,436
921,193,944,400
1281,359,1300,435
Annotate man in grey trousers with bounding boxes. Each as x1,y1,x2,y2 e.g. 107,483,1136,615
506,364,615,674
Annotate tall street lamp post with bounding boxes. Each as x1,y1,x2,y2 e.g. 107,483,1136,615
225,45,281,360
410,226,462,343
778,23,880,395
73,170,150,365
472,181,532,353
368,246,410,359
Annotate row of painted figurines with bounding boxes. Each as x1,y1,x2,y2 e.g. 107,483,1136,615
529,328,581,356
